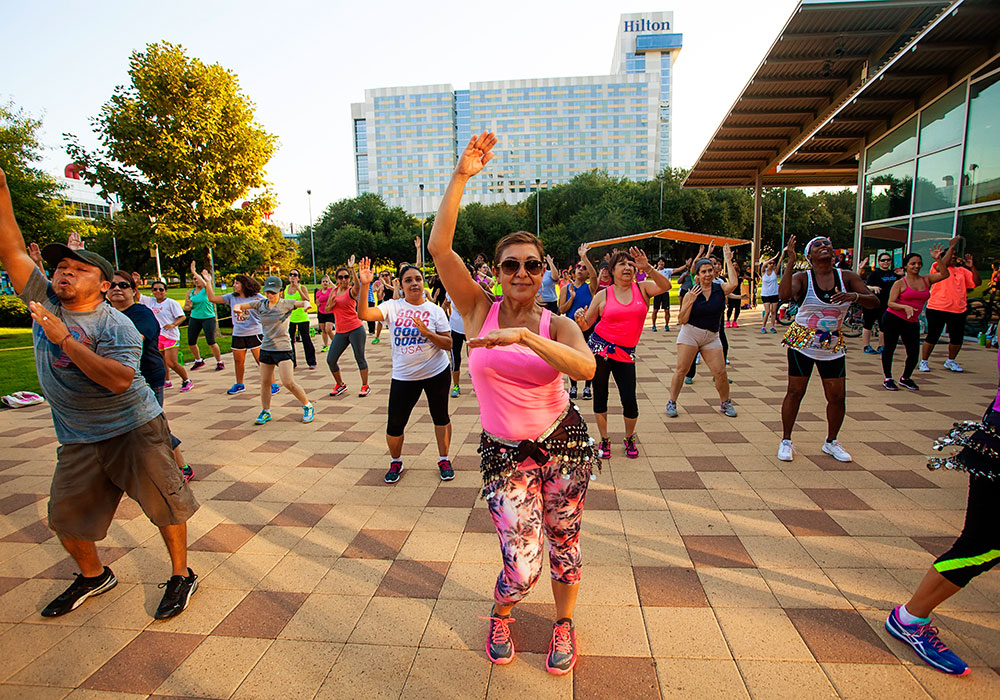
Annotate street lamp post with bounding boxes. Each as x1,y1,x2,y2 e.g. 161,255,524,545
149,215,163,282
307,189,316,284
419,183,425,277
658,178,664,259
780,187,788,252
535,178,541,236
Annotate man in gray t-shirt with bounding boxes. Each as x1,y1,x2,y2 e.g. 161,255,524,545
0,167,199,622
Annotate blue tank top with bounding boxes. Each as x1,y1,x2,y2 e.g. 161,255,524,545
566,282,593,319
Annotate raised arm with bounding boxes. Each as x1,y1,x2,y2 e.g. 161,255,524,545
636,247,670,299
777,236,804,301
927,239,957,284
355,258,385,322
190,262,227,304
578,243,599,295
964,252,981,287
720,245,740,295
427,131,498,333
558,281,576,314
0,169,39,293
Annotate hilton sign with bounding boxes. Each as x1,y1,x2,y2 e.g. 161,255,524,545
623,18,670,32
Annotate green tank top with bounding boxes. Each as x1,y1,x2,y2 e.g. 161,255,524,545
285,288,310,323
189,287,215,319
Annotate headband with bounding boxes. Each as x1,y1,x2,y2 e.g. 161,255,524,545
694,258,714,271
804,237,829,257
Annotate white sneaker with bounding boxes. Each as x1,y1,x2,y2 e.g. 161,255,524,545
917,360,930,372
777,439,794,462
943,359,964,373
695,353,701,365
822,439,853,463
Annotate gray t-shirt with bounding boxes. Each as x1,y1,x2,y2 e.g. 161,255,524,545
222,292,264,336
19,268,162,444
250,298,297,351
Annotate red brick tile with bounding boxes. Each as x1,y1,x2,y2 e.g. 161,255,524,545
664,422,703,433
1,519,55,543
802,488,872,511
786,608,898,663
688,457,737,472
703,432,749,444
356,468,391,486
585,489,619,510
213,590,307,638
375,560,450,599
215,429,258,441
252,440,295,453
911,536,955,557
654,472,706,489
633,566,708,606
206,420,244,430
37,547,130,579
465,508,495,533
342,529,410,559
852,411,889,422
189,523,264,552
0,493,45,515
574,656,660,699
81,630,204,693
427,487,480,508
772,510,848,537
682,536,755,568
0,576,27,596
509,602,558,653
16,436,56,448
213,482,271,501
270,502,333,528
297,453,347,468
870,470,939,489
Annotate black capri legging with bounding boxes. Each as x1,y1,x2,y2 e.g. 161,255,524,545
386,367,452,436
880,310,920,379
187,316,216,346
726,297,741,322
592,355,638,419
924,308,967,346
450,330,465,372
327,326,368,372
934,473,1000,587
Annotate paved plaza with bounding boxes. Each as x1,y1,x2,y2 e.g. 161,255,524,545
0,320,998,699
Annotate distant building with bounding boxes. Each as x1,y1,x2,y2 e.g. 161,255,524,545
60,164,117,220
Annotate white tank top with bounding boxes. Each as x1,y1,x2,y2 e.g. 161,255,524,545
761,271,779,297
793,269,851,360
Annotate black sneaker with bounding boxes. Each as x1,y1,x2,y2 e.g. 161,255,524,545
898,377,919,391
582,387,592,400
438,458,455,481
883,378,899,391
154,568,198,620
385,460,403,484
41,567,117,617
569,386,577,400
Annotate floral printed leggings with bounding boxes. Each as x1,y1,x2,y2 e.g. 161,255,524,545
487,463,589,605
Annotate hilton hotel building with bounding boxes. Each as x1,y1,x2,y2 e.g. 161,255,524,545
351,12,682,214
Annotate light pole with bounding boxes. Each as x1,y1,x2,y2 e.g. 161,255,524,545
149,215,163,282
535,178,541,236
307,189,316,284
419,183,425,276
658,178,664,259
780,187,788,252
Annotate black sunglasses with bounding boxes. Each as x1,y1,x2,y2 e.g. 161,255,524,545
151,286,166,292
109,281,133,290
336,274,350,280
499,259,545,276
289,272,300,276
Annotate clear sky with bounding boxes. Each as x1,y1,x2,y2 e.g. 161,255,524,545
4,0,801,225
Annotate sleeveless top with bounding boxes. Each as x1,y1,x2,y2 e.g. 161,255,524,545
592,282,646,363
285,288,310,323
566,282,593,320
761,271,779,297
315,287,333,313
331,288,362,334
687,284,726,333
468,303,567,442
887,278,931,322
783,268,851,360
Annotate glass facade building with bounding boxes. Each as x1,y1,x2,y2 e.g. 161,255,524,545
351,12,682,214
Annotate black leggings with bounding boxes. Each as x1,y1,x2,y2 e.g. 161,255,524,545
289,320,316,367
592,355,638,419
450,330,465,372
880,311,920,379
934,473,1000,587
687,325,728,379
386,367,451,436
571,329,592,390
327,326,368,372
726,298,741,322
187,316,216,346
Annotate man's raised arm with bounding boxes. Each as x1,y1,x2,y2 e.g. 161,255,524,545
0,168,40,293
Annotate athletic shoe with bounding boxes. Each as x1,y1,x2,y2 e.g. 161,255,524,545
665,400,678,418
41,567,117,617
663,325,670,332
180,379,194,392
307,365,317,370
321,345,329,352
329,384,348,397
358,385,371,397
164,381,173,388
732,321,739,328
898,377,919,391
254,410,272,425
876,346,884,354
154,568,198,620
190,359,206,370
180,465,194,483
438,458,455,481
721,400,737,417
569,386,577,399
227,383,245,395
695,353,701,365
918,360,930,372
725,358,730,365
684,377,693,385
822,439,852,462
651,325,657,332
582,387,592,400
760,327,768,334
863,345,878,354
302,404,315,423
624,435,639,458
482,609,515,665
725,321,732,328
883,378,899,391
371,337,380,344
944,359,964,373
271,383,280,395
599,438,611,459
451,385,461,398
384,460,403,484
546,619,578,675
885,606,969,676
769,327,778,333
777,439,794,462
215,362,225,371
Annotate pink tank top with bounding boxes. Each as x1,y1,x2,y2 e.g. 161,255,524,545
593,282,647,363
331,288,362,333
887,278,931,321
468,303,568,444
315,287,332,311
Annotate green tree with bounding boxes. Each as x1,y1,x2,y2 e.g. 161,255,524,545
304,192,420,271
66,41,277,281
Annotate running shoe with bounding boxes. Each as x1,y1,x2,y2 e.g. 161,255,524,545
569,386,577,399
769,327,777,333
684,377,693,385
41,567,117,617
760,327,768,334
321,345,329,352
665,400,678,418
180,379,194,392
438,458,455,481
482,608,515,665
154,568,198,620
918,359,930,372
358,385,371,397
822,439,852,462
180,465,194,483
898,377,919,391
777,439,794,462
944,358,964,373
599,438,611,459
863,345,878,354
725,321,732,328
215,362,225,371
663,325,670,332
883,378,899,391
582,387,592,400
695,353,701,365
732,321,739,328
329,383,348,397
451,385,461,398
254,409,272,425
371,337,380,344
191,359,206,370
384,460,403,484
885,606,969,676
725,358,730,365
876,346,884,354
302,404,315,423
307,365,317,370
721,400,737,417
624,435,639,458
271,383,280,395
164,380,173,388
227,383,245,395
546,619,578,675
651,325,657,332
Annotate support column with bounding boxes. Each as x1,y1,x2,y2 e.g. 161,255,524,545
853,142,866,272
752,172,763,306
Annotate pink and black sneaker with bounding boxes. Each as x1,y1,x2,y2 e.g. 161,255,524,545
624,434,639,458
598,438,611,459
546,619,577,675
481,608,515,665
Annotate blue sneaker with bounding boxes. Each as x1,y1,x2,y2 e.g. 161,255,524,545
270,383,280,395
863,345,878,354
254,410,272,425
227,383,245,395
885,606,969,676
302,404,315,423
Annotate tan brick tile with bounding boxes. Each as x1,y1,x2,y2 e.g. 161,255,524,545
643,607,731,659
654,658,750,700
154,635,271,698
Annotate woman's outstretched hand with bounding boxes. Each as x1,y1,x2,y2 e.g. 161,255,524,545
468,326,524,349
455,132,497,179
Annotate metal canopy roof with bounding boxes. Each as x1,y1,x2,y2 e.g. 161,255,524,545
684,0,1000,189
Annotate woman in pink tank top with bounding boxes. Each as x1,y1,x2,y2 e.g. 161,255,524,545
575,247,671,458
321,258,370,397
428,131,600,675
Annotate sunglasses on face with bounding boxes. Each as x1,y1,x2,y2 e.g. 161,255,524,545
879,258,891,263
289,272,299,277
109,281,133,290
152,288,166,293
499,258,545,276
336,275,349,280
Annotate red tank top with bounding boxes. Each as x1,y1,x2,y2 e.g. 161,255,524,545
332,288,362,333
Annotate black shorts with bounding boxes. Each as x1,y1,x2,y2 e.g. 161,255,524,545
787,348,846,379
317,312,336,325
259,349,294,366
653,292,670,310
925,308,967,346
231,334,263,350
862,306,884,331
761,294,779,304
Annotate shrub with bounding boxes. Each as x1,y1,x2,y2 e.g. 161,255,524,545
0,295,31,327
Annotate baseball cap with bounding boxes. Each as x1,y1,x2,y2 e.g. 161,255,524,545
262,276,284,293
42,244,114,281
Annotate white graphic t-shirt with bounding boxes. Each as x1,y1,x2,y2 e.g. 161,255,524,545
377,298,450,381
140,295,185,342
